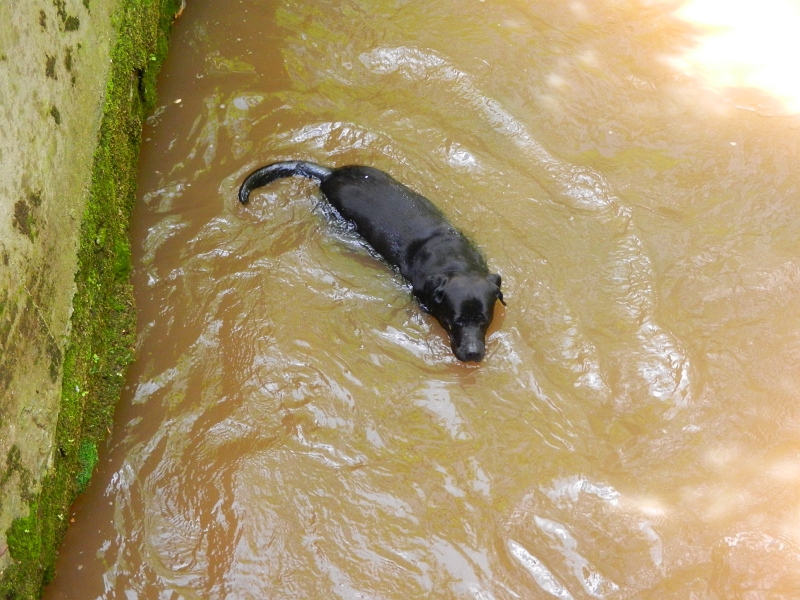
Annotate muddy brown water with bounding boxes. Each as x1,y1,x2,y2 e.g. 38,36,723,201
43,0,800,598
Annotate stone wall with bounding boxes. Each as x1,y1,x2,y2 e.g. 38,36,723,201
0,0,180,597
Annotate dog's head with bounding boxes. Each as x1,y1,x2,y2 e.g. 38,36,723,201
423,272,505,362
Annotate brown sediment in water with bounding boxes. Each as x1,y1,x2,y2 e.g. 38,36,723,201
44,0,800,598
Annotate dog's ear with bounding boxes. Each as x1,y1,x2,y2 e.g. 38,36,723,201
424,273,449,305
487,273,506,306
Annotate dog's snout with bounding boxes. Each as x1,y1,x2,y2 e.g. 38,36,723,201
455,339,485,363
462,348,484,362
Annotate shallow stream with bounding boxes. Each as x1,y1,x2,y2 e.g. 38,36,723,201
45,0,800,597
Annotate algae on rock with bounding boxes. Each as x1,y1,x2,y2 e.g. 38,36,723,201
0,0,182,597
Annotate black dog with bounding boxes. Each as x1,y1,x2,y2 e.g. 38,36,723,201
239,161,505,362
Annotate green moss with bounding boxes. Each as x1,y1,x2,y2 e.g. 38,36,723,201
64,16,80,32
0,0,182,597
12,199,36,240
75,441,97,493
45,55,56,79
53,0,67,22
46,337,62,384
5,505,40,564
1,446,33,502
113,237,132,282
49,105,61,125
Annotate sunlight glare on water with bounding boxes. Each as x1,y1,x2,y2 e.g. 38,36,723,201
40,0,800,597
671,0,800,114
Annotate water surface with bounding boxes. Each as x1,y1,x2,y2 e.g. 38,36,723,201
44,0,800,598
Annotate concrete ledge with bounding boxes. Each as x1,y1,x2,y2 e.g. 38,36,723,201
0,0,180,596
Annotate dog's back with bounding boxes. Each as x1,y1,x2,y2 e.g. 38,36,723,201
320,166,483,278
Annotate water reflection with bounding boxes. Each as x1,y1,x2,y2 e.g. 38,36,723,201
671,0,800,115
41,0,800,598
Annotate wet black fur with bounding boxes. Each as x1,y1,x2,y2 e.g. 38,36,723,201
239,160,505,362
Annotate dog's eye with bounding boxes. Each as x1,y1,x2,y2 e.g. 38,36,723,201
456,316,486,327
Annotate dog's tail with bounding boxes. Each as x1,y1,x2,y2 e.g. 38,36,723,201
238,161,333,204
